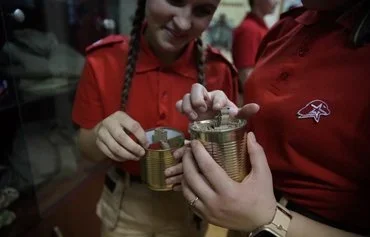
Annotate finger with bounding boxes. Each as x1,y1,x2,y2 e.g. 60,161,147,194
173,146,189,160
173,184,182,192
165,174,183,185
181,93,198,120
98,128,139,161
190,83,210,112
182,178,208,215
182,147,216,200
190,140,234,194
246,132,270,175
235,103,260,120
106,124,146,157
119,113,149,148
208,90,237,111
96,139,122,162
176,100,184,113
164,162,183,177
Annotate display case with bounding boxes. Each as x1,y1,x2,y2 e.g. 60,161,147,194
0,1,120,236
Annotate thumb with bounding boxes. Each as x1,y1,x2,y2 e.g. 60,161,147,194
235,103,260,120
247,132,270,175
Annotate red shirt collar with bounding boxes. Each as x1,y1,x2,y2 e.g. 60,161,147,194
135,26,198,79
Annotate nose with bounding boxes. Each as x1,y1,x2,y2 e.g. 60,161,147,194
172,7,192,31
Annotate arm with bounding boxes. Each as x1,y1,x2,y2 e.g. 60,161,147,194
72,61,147,163
174,85,365,237
72,61,106,162
232,27,259,79
78,127,106,162
287,212,363,237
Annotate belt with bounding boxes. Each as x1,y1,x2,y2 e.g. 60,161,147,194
274,190,369,236
115,167,142,183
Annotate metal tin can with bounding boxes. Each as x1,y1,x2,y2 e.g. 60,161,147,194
141,127,185,191
189,108,249,182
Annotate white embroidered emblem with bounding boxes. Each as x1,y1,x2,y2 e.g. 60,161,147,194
297,99,331,123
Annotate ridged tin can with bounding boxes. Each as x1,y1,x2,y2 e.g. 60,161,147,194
141,127,184,191
189,109,249,182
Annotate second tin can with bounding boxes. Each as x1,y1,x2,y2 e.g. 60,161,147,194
140,127,184,191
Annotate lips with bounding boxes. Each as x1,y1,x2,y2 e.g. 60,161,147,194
165,27,188,39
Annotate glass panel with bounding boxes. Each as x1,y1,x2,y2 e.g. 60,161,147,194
0,3,40,237
0,1,114,235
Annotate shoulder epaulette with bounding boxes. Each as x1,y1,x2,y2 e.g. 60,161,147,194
85,35,127,53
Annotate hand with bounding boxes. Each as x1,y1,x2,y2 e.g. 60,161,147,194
94,111,149,162
181,132,277,232
176,83,260,121
164,140,190,191
176,83,239,121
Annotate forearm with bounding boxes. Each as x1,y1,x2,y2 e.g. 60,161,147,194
78,127,107,162
287,211,363,237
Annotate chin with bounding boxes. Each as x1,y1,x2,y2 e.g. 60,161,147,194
158,37,189,53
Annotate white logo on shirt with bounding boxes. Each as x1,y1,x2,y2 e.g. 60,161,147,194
297,99,331,123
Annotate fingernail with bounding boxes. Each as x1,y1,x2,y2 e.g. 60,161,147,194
140,149,146,157
190,112,198,120
214,103,221,109
248,132,256,143
228,107,238,115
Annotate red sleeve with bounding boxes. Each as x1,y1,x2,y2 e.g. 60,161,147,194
232,25,261,69
72,60,105,129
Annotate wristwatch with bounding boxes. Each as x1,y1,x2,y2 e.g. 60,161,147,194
249,203,292,237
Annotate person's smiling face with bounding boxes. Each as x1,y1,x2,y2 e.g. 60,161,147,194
145,0,220,53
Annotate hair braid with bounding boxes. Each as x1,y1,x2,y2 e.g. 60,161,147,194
196,38,206,86
121,0,146,110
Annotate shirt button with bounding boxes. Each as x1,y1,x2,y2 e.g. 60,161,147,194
278,72,290,81
162,91,167,98
298,47,309,57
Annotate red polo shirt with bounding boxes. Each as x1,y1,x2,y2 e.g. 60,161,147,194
244,4,370,232
72,34,238,176
232,13,268,69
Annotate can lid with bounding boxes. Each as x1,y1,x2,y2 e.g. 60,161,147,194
146,127,184,150
190,107,246,133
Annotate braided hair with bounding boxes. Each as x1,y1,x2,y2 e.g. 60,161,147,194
121,0,146,110
121,0,206,109
196,38,206,86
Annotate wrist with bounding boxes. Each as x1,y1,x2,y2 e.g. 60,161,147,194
249,203,292,237
253,202,277,230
